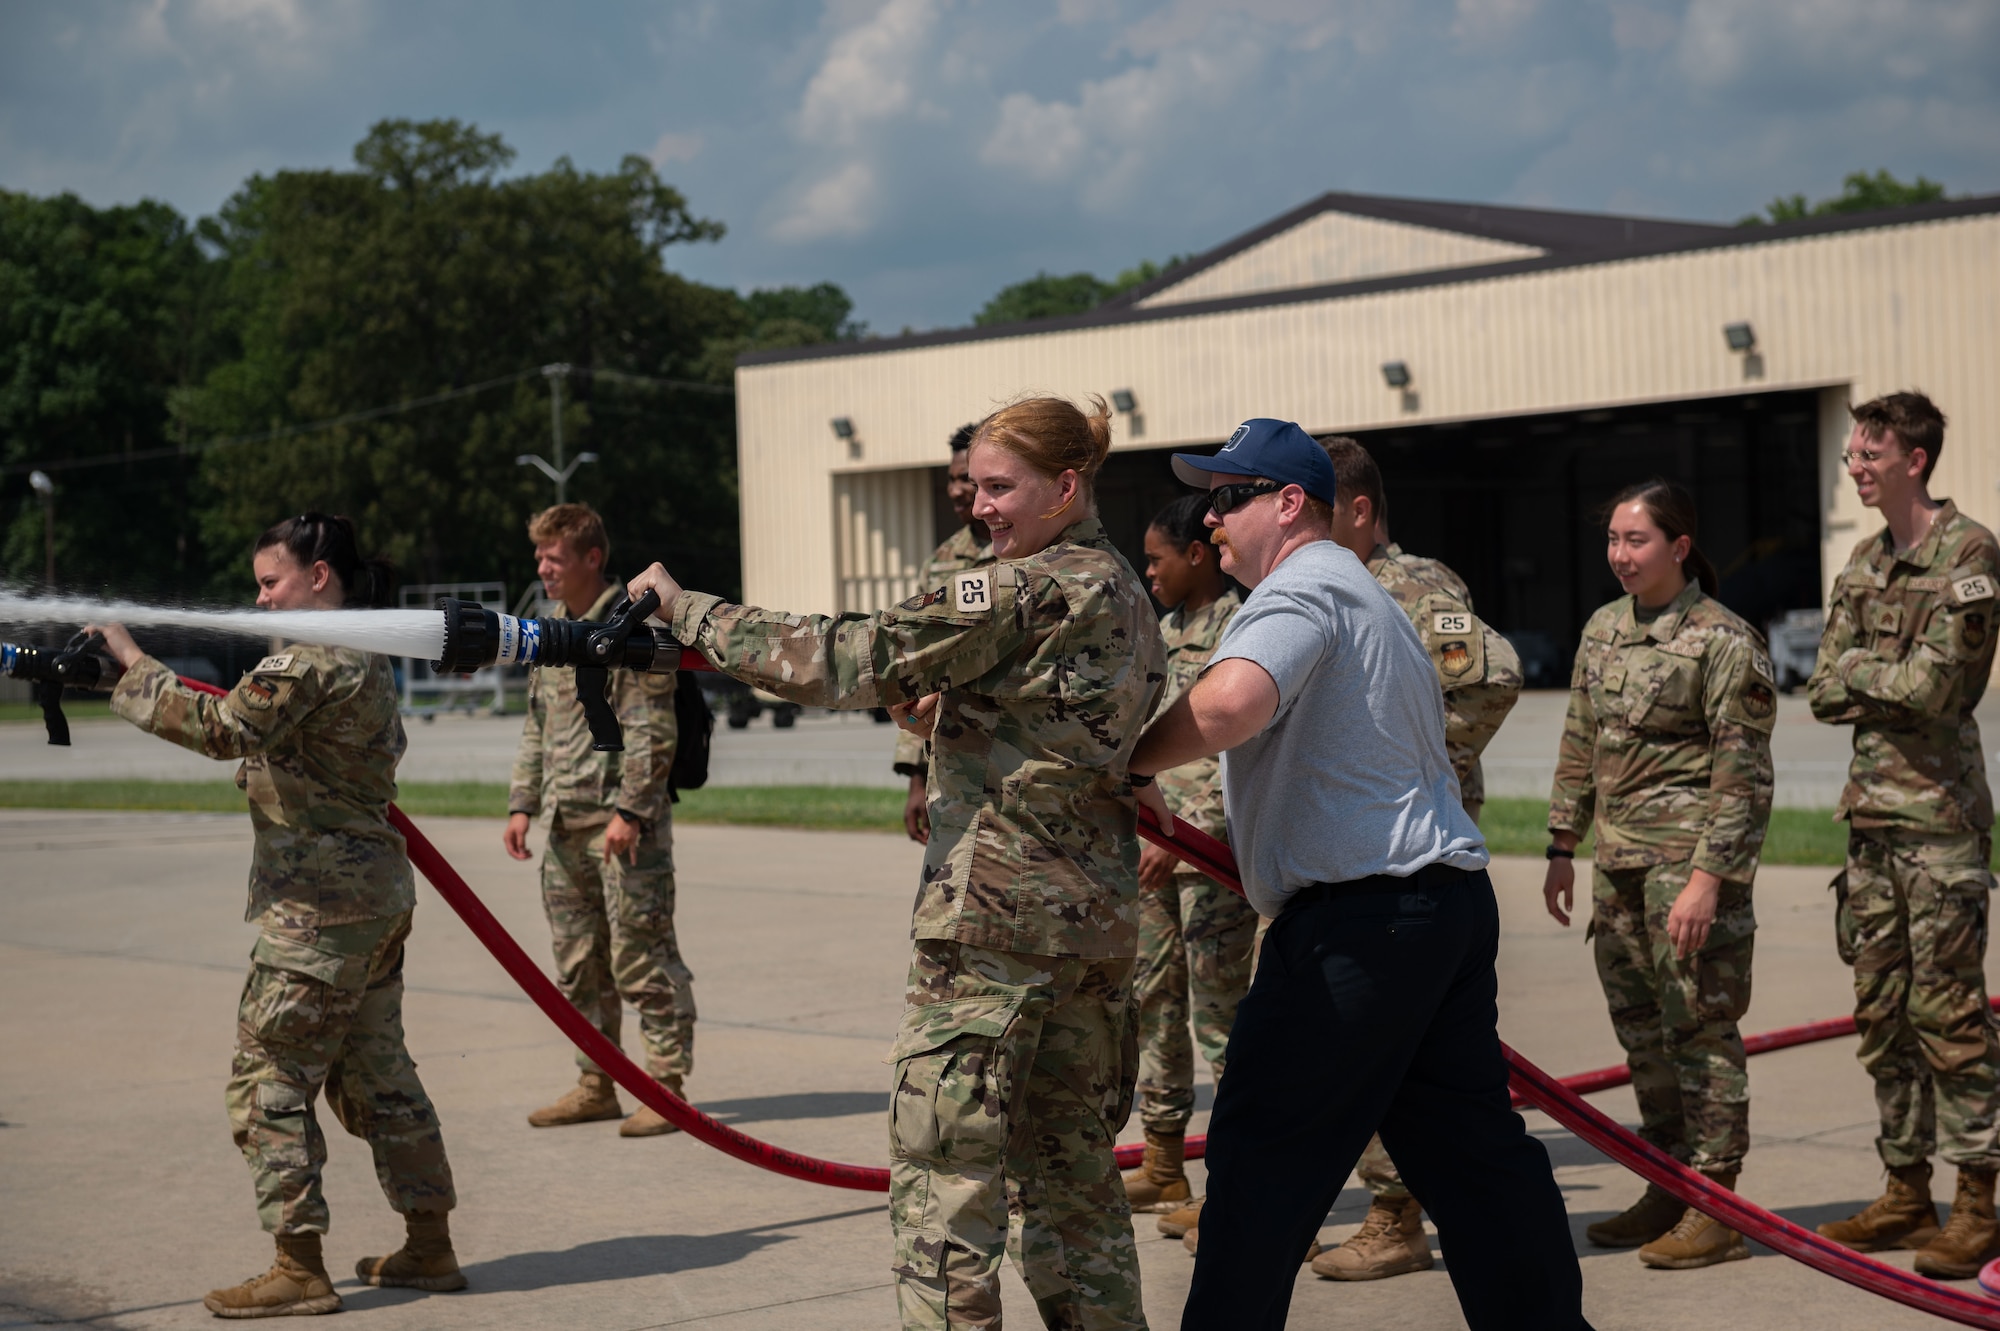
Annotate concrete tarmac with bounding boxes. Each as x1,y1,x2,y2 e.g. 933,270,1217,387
13,692,2000,806
0,809,1988,1329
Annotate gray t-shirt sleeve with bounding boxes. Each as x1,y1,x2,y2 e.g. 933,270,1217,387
1208,593,1330,728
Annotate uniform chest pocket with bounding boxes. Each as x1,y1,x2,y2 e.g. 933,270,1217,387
1633,653,1703,732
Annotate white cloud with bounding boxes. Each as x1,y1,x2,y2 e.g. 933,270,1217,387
1450,0,1539,43
648,131,704,165
1677,0,1999,92
980,37,1263,210
771,159,878,241
795,0,938,147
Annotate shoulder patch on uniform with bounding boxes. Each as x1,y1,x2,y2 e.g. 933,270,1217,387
898,586,951,613
1952,572,1995,604
1432,609,1473,638
1739,676,1776,723
252,653,295,674
952,568,994,615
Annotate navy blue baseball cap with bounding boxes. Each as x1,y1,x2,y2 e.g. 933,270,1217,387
1171,419,1338,506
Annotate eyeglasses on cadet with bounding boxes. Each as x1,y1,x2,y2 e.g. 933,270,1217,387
1207,480,1286,517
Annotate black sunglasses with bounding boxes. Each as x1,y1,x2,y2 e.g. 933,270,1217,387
1207,479,1285,517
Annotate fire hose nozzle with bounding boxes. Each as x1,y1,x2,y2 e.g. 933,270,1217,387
2,633,123,747
432,593,678,752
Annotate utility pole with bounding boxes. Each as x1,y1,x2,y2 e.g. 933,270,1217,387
28,470,54,588
515,363,598,503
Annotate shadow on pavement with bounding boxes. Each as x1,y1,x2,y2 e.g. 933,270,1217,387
354,1205,885,1299
696,1091,888,1124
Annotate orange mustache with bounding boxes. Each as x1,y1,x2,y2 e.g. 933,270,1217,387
1211,529,1229,547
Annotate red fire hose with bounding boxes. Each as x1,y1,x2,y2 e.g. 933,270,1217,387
177,673,2000,1323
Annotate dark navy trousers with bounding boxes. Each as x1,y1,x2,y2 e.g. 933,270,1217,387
1182,864,1591,1330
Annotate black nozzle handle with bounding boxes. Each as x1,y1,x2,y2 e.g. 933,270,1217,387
573,589,662,752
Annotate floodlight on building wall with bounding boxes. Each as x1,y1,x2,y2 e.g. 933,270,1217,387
1723,323,1756,352
1381,361,1412,389
1111,389,1137,414
830,417,855,440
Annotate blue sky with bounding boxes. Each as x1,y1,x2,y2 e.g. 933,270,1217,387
3,0,1996,333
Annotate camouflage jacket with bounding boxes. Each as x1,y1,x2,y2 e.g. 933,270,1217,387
1807,499,1999,834
1386,542,1474,608
674,518,1167,958
1367,544,1522,805
508,581,679,829
1154,588,1242,851
111,646,414,928
894,523,995,777
1548,582,1777,880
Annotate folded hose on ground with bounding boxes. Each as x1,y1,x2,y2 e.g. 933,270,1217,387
172,674,2000,1324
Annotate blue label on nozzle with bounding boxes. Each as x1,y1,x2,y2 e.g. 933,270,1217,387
1,643,16,674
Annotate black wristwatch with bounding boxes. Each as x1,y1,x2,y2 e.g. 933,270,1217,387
1128,772,1156,788
1544,844,1575,861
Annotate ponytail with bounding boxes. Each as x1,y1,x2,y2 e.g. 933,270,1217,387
254,513,398,608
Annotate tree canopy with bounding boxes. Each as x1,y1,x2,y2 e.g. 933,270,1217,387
972,256,1189,327
1,118,859,605
1740,169,1948,227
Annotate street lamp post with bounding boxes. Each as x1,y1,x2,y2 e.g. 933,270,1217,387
28,470,54,588
515,363,598,503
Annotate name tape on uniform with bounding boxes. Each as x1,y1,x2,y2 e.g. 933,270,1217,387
1953,573,1995,605
252,653,295,674
1433,610,1472,636
954,569,993,614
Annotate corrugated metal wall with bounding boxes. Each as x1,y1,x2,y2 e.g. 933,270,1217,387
1139,212,1541,307
736,212,2000,616
832,468,934,613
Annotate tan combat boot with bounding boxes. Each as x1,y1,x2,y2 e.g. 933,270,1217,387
354,1210,469,1292
1310,1196,1433,1281
1158,1195,1203,1238
1586,1182,1686,1248
1817,1163,1941,1251
620,1075,687,1138
203,1233,341,1318
1122,1128,1191,1212
1638,1172,1749,1270
527,1070,622,1128
1915,1167,2000,1278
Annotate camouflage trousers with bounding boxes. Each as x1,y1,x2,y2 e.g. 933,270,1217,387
542,814,696,1082
1836,827,2000,1169
1590,861,1754,1173
1133,870,1258,1135
888,940,1144,1330
227,912,455,1236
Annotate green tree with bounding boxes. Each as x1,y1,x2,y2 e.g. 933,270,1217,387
0,191,221,596
178,118,747,600
1740,169,1948,226
971,255,1192,326
695,280,865,380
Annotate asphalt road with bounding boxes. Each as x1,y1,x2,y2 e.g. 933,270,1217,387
0,812,1982,1329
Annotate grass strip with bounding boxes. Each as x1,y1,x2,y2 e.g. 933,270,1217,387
0,782,1902,867
0,780,907,832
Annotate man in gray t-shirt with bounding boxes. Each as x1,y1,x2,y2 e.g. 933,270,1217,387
1211,537,1486,916
1131,418,1589,1331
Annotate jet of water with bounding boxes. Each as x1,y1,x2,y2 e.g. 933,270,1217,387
0,590,447,660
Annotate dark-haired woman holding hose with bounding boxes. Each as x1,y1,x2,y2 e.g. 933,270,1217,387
1542,480,1775,1270
88,514,464,1318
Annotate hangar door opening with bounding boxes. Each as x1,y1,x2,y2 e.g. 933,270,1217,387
1063,389,1823,685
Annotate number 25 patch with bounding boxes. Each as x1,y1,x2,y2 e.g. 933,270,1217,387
1433,611,1471,635
1952,574,1995,605
954,570,993,615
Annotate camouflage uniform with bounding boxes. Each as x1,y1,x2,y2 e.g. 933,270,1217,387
1548,582,1776,1175
1351,546,1524,1201
1808,499,2000,1170
509,582,692,1085
671,517,1166,1330
1135,588,1257,1137
894,523,995,779
111,648,455,1236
